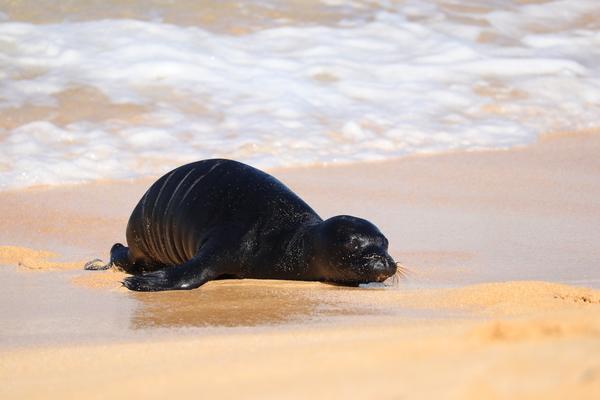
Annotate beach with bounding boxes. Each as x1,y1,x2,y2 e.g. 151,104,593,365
2,0,600,398
1,132,600,399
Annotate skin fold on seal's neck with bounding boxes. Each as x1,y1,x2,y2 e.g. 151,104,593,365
278,221,323,281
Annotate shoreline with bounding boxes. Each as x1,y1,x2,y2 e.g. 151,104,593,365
2,126,595,197
0,129,600,276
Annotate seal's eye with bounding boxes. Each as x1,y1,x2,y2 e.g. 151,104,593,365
346,236,364,250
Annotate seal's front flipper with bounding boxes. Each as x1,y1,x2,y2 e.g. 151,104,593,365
122,260,217,292
122,226,243,292
122,269,170,291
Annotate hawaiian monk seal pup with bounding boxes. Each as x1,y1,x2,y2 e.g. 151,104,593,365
85,159,397,291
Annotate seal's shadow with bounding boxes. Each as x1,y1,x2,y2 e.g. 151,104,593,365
128,279,354,329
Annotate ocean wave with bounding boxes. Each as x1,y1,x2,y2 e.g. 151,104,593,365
1,0,599,189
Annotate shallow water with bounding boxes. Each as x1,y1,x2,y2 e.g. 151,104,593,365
1,0,599,189
0,266,135,348
0,265,452,349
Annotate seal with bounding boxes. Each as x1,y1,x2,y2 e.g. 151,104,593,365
85,159,397,291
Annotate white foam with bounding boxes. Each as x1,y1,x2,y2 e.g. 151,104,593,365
1,0,599,189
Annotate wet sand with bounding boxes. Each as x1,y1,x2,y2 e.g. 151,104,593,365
1,133,600,398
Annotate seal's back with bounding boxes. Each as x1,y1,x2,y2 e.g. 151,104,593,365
125,159,318,267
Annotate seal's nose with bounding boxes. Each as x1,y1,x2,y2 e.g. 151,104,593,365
371,254,397,282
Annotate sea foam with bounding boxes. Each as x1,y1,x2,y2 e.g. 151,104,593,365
1,0,599,189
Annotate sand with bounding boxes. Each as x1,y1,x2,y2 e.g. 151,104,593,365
1,133,600,399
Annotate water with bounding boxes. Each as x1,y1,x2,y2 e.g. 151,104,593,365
1,0,599,190
0,264,442,348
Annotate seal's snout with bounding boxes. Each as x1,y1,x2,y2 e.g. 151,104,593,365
370,253,397,282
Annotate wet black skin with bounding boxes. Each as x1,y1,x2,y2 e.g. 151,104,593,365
86,159,397,291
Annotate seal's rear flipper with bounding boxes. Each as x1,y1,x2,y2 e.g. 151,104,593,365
85,243,146,273
84,258,111,270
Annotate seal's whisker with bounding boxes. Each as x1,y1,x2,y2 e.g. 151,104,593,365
383,263,411,287
395,262,412,278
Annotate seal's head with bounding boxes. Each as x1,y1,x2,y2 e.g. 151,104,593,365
311,215,397,284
